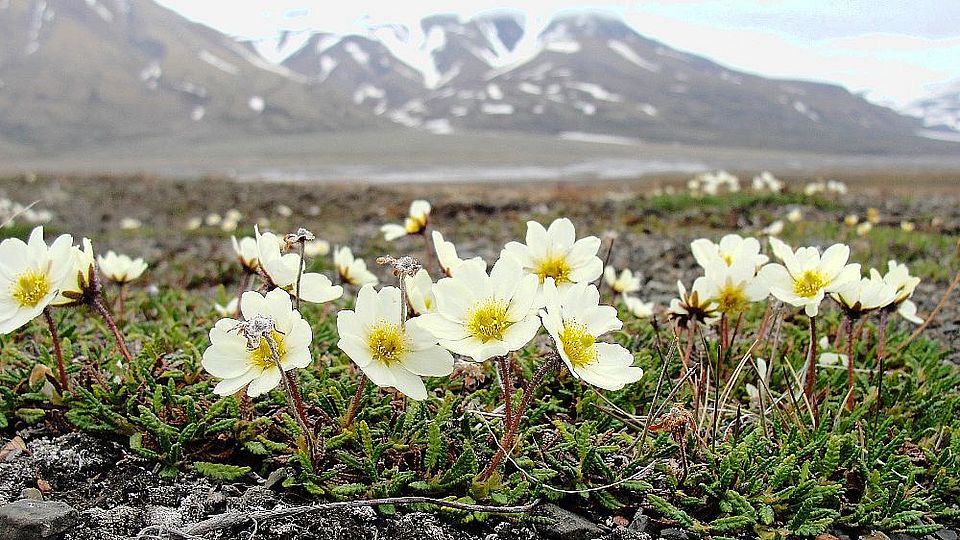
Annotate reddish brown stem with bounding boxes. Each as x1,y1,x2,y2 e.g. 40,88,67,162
498,356,514,432
342,374,368,428
92,295,134,363
43,308,68,391
844,316,856,411
478,355,560,481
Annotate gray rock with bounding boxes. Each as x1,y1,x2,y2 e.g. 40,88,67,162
628,509,649,533
659,528,689,540
603,530,651,540
0,499,78,539
535,503,604,540
935,529,958,540
20,488,43,501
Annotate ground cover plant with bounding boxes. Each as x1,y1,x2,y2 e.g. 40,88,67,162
0,172,958,539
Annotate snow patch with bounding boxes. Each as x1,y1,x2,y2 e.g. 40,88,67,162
84,0,112,22
26,0,50,56
198,50,239,75
486,83,503,100
518,82,542,95
792,101,820,122
719,71,742,85
223,41,307,83
608,40,660,72
481,103,514,115
638,103,658,116
252,30,314,65
353,84,385,105
558,132,638,145
140,62,161,89
389,100,426,127
545,40,581,54
344,42,370,66
915,129,960,142
566,82,621,102
249,96,265,113
450,106,468,117
573,102,596,115
191,106,205,122
423,118,452,134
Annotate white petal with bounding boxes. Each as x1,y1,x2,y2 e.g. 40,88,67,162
400,346,454,377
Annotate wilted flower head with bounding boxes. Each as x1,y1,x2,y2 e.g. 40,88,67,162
202,289,313,397
231,235,260,273
417,257,541,362
337,285,453,400
690,234,768,270
603,266,641,295
540,280,643,391
52,238,96,307
759,238,860,317
668,278,719,327
406,269,437,315
501,217,602,299
255,226,343,304
699,258,769,314
831,276,896,317
333,246,379,287
381,200,431,241
870,260,922,324
98,251,148,284
284,227,315,249
0,226,74,334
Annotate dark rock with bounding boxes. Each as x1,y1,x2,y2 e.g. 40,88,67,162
659,528,689,540
535,503,603,540
388,511,456,540
0,499,78,539
628,509,649,533
935,529,958,540
603,530,651,540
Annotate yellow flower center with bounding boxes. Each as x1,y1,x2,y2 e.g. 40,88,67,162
466,300,511,342
721,253,733,266
534,255,571,284
405,215,427,234
12,270,51,307
793,270,827,298
559,321,596,368
717,284,748,313
367,322,408,365
249,331,287,370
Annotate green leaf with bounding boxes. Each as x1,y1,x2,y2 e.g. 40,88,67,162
193,461,251,482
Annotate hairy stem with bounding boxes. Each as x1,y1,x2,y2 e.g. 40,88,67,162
498,356,514,433
92,294,134,363
803,315,818,427
295,241,305,312
478,355,560,481
43,308,68,391
266,335,316,462
343,374,368,428
844,315,857,411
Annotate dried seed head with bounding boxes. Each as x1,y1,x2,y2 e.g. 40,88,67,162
227,315,279,350
284,227,315,249
376,255,422,277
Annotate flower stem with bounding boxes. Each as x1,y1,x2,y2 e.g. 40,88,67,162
478,355,560,481
116,284,127,325
265,335,317,463
43,308,68,391
803,315,818,426
497,356,514,433
873,309,889,431
844,315,857,411
343,373,368,428
92,294,134,363
295,241,305,312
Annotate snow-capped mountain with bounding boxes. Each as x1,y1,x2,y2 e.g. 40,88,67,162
0,0,952,155
903,81,960,136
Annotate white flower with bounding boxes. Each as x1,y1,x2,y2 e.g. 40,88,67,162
97,251,148,284
337,285,454,400
185,217,202,231
870,260,922,324
417,257,541,362
690,234,768,270
817,336,848,367
256,226,342,304
540,280,642,391
623,295,654,318
406,269,436,315
50,238,96,307
119,218,142,230
856,222,872,236
759,238,860,317
201,289,313,397
214,298,239,317
668,278,720,326
762,220,785,236
0,226,74,334
603,266,641,295
831,276,896,316
381,200,431,241
752,171,783,193
303,239,330,258
205,213,222,227
501,217,602,299
231,235,260,272
333,246,379,287
432,230,482,277
699,258,769,314
276,204,293,218
786,208,803,223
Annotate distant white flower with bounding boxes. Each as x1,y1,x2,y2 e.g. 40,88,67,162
844,214,859,226
0,226,74,334
205,213,222,227
185,217,202,231
762,220,785,236
803,182,825,196
381,200,431,241
900,221,915,232
202,289,313,397
603,266,641,295
826,180,848,194
417,257,540,362
817,336,848,367
870,260,922,324
540,280,642,391
119,218,142,230
856,222,872,236
668,278,720,326
333,246,379,287
690,234,768,270
256,226,343,304
431,230,481,277
337,285,454,400
501,217,602,298
221,219,238,233
759,238,860,317
214,298,239,317
276,204,293,218
98,251,148,284
623,295,654,318
406,269,436,315
831,276,896,316
231,235,260,273
303,239,330,258
752,171,783,192
786,208,803,223
51,238,95,307
699,258,769,314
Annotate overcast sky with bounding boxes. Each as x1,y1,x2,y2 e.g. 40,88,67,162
155,0,960,107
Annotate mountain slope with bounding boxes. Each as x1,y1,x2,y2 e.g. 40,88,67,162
0,0,377,150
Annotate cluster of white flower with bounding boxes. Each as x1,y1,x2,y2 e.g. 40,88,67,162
0,198,54,227
803,179,848,196
687,170,741,195
751,171,784,193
